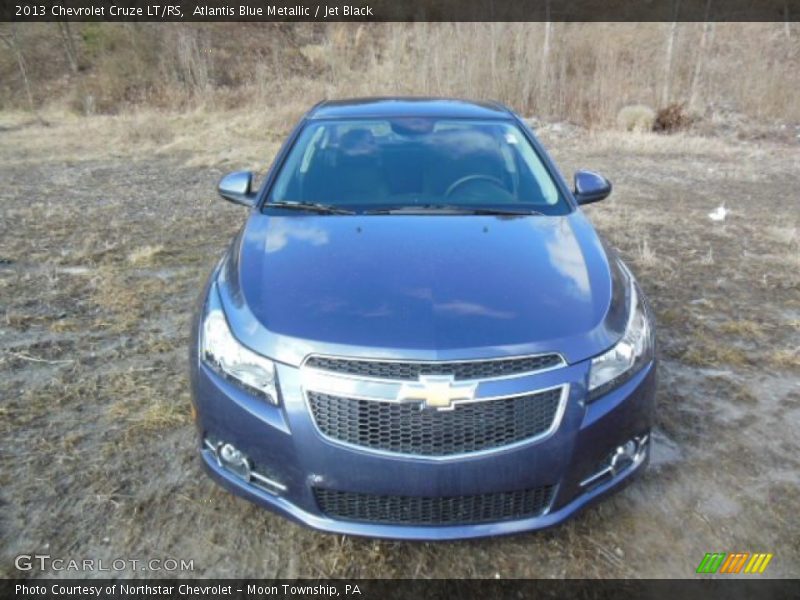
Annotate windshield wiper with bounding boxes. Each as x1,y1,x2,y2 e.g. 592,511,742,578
363,204,544,216
267,201,355,215
462,206,544,216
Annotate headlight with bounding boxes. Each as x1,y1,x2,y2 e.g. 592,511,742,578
201,288,279,405
588,279,653,400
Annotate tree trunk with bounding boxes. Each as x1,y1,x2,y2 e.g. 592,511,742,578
0,26,36,113
689,0,714,111
539,1,552,113
57,22,80,73
540,4,552,80
662,0,681,107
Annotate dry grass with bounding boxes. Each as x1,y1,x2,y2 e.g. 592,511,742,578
49,318,82,333
681,339,750,368
582,129,742,158
699,246,714,265
718,320,766,339
109,397,190,434
617,105,656,133
704,376,758,405
128,245,165,266
770,348,800,370
635,237,658,268
92,267,169,332
0,105,291,170
766,225,798,247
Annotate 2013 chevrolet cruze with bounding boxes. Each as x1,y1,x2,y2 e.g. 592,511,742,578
189,98,656,540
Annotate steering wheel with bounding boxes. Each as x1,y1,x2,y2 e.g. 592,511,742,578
445,174,507,198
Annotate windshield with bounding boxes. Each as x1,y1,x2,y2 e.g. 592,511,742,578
267,118,569,215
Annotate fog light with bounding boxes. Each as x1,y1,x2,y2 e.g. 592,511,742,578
218,443,251,480
609,440,638,475
580,434,649,488
203,436,287,495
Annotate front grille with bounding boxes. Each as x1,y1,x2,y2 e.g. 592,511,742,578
304,354,563,381
307,388,563,456
313,485,555,525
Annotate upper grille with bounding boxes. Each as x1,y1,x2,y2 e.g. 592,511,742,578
304,354,563,381
313,485,555,525
307,387,563,456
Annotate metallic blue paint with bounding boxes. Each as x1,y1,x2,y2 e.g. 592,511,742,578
189,98,657,539
221,212,626,365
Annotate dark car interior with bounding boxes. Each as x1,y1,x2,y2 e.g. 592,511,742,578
275,119,557,209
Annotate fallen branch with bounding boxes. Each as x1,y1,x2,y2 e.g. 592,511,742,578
8,351,74,365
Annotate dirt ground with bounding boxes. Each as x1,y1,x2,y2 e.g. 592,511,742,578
0,115,798,579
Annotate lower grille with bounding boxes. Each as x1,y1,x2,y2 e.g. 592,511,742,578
307,387,563,456
313,486,555,526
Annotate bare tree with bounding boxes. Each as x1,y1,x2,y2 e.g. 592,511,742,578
689,0,715,111
57,22,80,73
540,1,552,84
0,24,36,113
539,1,553,113
661,0,682,107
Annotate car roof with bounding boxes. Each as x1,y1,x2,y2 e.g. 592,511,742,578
307,97,514,120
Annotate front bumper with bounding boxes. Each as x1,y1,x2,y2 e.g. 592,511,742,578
190,349,656,540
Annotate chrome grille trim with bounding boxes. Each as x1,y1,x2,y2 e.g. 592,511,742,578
302,352,567,383
303,384,569,460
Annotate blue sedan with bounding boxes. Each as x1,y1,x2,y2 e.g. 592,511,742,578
189,98,656,540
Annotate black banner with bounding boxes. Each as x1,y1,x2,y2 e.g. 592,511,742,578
3,579,800,600
2,0,800,22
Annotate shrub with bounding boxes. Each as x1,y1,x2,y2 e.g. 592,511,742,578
616,104,656,133
654,103,692,133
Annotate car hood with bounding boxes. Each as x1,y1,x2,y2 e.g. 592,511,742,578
217,212,629,366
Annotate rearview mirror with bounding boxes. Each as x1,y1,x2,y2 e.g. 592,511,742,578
573,170,612,205
218,171,256,207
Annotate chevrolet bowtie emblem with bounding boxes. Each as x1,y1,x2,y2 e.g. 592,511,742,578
396,375,478,410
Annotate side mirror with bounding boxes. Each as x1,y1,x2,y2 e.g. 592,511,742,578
574,170,612,205
218,171,256,207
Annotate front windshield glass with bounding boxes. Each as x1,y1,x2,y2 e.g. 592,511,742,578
267,118,569,215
